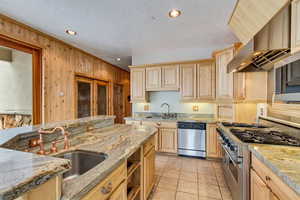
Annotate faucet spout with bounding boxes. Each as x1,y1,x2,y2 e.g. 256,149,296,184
160,103,170,117
37,126,70,155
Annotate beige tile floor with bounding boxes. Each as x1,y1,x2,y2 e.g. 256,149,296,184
148,154,233,200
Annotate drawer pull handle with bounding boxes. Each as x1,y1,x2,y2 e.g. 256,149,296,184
265,176,271,181
101,182,112,194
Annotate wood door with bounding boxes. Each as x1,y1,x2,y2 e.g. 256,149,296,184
159,128,177,153
130,68,147,102
146,67,161,91
251,169,271,200
197,62,215,100
94,80,109,116
206,124,222,158
75,77,93,118
143,147,155,200
180,64,197,100
109,182,127,200
113,84,124,124
292,0,300,54
215,48,234,100
161,65,179,90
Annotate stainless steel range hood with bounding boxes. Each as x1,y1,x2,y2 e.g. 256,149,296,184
228,5,291,73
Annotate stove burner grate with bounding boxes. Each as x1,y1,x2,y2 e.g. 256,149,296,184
230,128,300,147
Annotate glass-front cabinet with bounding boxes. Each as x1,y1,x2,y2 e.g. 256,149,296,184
75,76,109,118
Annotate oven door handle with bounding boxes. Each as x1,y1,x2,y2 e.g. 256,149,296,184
220,143,241,166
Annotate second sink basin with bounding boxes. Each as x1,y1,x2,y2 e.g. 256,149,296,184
57,150,107,180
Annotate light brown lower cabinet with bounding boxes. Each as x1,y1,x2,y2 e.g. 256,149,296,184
143,147,156,200
159,128,177,153
251,155,300,200
109,182,127,200
206,124,223,158
17,175,62,200
82,162,126,200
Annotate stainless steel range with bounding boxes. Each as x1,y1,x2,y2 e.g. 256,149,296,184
217,119,300,200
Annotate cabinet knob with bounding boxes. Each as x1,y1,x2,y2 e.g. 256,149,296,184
265,176,271,181
101,182,112,194
156,122,161,126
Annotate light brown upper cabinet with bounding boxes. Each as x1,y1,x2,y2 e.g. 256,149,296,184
146,67,161,90
130,68,147,102
229,0,290,44
292,0,300,54
161,65,179,90
197,62,215,100
180,61,215,102
180,64,197,100
215,47,245,102
145,65,179,91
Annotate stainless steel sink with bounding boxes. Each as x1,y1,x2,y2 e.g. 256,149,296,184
56,150,107,180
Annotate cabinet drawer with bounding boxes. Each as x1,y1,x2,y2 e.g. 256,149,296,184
82,162,126,200
143,135,155,155
251,155,299,200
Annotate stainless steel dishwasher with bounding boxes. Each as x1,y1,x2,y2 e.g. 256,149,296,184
177,121,206,158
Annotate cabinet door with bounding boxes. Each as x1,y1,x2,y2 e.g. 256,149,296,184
197,62,215,100
251,169,271,200
143,147,156,200
233,72,246,100
206,124,222,158
216,48,234,100
161,65,179,90
130,68,147,102
94,81,109,116
146,67,161,91
292,0,300,54
180,64,197,100
75,77,93,118
109,182,126,200
159,128,177,153
270,193,280,200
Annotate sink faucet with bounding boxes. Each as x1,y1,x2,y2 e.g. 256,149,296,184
161,103,170,117
37,127,70,155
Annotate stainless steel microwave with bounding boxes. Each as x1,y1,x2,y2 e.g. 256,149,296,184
275,52,300,102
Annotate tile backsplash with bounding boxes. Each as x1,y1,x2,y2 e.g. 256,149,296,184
132,91,215,114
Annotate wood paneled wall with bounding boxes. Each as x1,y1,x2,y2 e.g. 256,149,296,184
0,15,130,123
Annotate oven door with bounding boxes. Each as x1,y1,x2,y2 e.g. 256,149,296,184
220,143,243,200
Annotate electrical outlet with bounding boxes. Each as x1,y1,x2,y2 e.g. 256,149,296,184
192,105,199,112
144,104,149,111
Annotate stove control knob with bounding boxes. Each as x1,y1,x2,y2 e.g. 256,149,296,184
230,145,237,152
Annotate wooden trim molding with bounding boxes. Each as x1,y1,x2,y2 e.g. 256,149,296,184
0,34,42,124
129,58,214,68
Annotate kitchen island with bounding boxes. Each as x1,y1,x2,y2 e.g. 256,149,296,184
0,116,157,200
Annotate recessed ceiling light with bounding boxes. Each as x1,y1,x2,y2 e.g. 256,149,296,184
116,58,121,61
65,29,77,36
169,9,181,18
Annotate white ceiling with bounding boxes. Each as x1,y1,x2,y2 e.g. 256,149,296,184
0,0,238,70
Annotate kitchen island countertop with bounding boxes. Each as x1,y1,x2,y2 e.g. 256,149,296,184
249,144,300,196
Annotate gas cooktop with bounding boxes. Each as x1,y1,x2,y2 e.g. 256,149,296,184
230,128,300,147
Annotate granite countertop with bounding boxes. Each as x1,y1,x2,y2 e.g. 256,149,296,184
249,144,300,195
60,124,157,200
0,148,71,200
124,116,216,123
